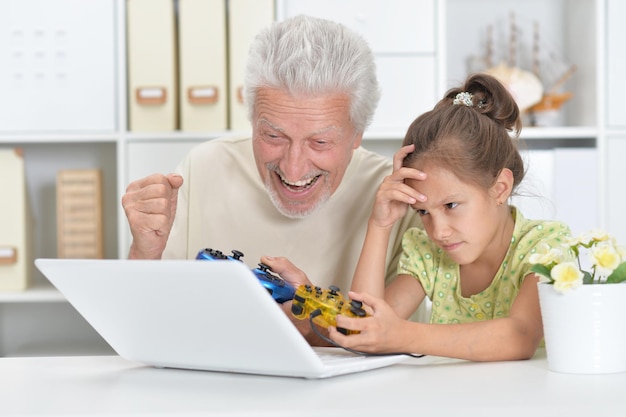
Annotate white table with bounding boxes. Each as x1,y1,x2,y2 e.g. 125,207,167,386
0,349,624,416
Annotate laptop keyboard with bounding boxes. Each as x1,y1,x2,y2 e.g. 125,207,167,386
315,348,387,365
317,351,360,364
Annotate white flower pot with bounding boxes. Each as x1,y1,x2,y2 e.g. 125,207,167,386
537,282,626,374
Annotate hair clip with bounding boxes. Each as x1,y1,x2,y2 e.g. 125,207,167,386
453,92,473,107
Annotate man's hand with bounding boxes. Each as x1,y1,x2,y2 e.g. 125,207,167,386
260,256,312,289
261,256,332,346
122,173,183,259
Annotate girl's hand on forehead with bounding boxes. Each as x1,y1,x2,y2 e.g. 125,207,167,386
393,144,416,171
393,144,427,202
369,146,428,229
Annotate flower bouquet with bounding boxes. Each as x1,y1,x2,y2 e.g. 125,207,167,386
530,229,626,374
530,229,626,293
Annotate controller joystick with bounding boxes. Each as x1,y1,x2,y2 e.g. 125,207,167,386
349,299,366,315
229,249,244,261
254,263,272,274
251,263,296,304
291,284,368,335
195,248,295,303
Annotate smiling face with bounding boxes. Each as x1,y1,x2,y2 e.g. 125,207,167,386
251,88,362,218
406,162,510,267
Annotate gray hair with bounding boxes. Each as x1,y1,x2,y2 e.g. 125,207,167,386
244,15,380,133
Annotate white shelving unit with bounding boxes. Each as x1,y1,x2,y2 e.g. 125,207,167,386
604,0,626,249
0,0,619,356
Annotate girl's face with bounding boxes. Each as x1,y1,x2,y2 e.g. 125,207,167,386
405,163,507,266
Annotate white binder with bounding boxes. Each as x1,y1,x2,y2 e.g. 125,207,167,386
0,149,31,291
227,0,275,131
178,0,228,131
127,0,178,131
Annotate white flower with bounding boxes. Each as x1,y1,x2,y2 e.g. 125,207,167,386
571,228,611,247
590,242,622,276
528,243,566,266
531,228,626,291
609,237,626,261
551,262,584,293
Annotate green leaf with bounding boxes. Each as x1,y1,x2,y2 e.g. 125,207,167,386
530,264,552,280
606,262,626,284
582,270,594,285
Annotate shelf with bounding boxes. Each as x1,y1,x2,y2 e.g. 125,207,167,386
519,126,598,140
606,129,626,136
0,133,119,144
0,286,65,304
123,130,250,143
0,127,597,145
363,126,599,141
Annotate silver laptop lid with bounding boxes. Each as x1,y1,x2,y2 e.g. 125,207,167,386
35,258,328,378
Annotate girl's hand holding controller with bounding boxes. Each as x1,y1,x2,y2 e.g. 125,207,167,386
329,291,410,354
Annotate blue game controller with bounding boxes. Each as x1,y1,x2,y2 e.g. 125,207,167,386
196,248,244,262
196,248,295,303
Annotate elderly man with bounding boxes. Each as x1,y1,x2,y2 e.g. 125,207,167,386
122,15,424,342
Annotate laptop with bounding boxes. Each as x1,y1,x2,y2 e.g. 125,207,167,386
35,258,412,379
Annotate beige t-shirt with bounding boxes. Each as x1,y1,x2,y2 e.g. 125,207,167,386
163,136,422,292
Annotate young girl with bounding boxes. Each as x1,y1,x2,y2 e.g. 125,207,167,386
329,73,572,361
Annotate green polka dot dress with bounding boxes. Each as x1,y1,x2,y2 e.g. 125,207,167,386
398,207,571,324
